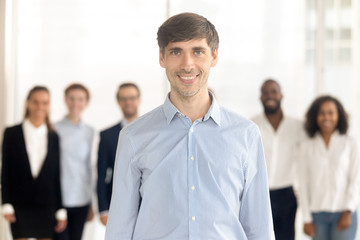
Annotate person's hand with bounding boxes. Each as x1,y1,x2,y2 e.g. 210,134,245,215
100,214,108,226
4,213,16,223
54,219,67,233
337,211,352,231
304,222,316,237
86,206,94,222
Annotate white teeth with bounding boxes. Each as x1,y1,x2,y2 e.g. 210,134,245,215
180,76,196,80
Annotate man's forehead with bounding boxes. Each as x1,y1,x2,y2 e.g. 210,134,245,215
166,38,210,49
261,81,281,92
119,87,138,95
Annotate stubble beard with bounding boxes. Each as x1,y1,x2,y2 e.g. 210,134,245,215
174,85,201,98
123,110,137,119
170,71,207,99
264,102,281,115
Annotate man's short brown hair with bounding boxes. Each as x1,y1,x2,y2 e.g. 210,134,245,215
116,82,140,101
157,12,219,55
65,83,90,100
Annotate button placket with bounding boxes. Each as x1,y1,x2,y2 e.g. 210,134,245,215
188,123,198,238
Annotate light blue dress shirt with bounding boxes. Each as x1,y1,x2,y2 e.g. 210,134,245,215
105,94,274,240
54,118,94,207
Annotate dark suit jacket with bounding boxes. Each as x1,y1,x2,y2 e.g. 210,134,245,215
1,124,63,210
97,122,122,213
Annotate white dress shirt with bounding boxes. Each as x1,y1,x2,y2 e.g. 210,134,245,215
23,119,48,178
1,119,66,220
298,131,360,222
252,113,304,190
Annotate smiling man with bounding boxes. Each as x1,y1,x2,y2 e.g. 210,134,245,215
252,79,304,240
105,13,274,240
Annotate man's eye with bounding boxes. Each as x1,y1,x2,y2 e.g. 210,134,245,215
171,51,180,55
194,51,203,55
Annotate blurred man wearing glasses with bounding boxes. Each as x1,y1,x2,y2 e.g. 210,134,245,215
97,83,140,225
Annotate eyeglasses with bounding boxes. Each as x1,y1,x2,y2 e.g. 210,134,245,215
118,96,139,102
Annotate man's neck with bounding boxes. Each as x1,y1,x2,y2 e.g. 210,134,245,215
66,114,81,124
124,115,138,123
170,89,211,123
265,110,283,131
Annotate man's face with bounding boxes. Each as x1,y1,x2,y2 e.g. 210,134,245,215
260,81,283,114
117,86,140,119
159,38,218,98
65,89,88,117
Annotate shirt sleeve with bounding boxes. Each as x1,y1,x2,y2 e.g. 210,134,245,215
1,203,15,215
239,125,275,240
54,133,64,211
1,128,11,205
105,129,141,240
87,128,95,204
297,142,313,223
97,131,111,213
55,208,67,220
291,124,306,196
344,138,360,211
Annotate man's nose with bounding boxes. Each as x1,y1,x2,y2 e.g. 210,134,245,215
180,53,195,72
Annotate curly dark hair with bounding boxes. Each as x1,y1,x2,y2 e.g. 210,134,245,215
305,95,348,137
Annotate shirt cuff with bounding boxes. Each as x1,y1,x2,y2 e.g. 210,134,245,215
2,204,15,215
100,210,109,216
303,211,312,223
345,198,358,212
56,208,67,220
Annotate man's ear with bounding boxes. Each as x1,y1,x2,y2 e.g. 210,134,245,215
159,49,166,68
211,49,218,67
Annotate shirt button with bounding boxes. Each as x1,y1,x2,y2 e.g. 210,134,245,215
190,156,194,161
192,216,196,221
191,186,195,190
190,127,194,133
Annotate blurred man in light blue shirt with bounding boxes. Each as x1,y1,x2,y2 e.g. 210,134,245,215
54,83,94,240
105,12,274,240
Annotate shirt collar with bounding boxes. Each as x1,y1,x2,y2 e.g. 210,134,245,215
121,119,129,127
63,116,84,128
162,92,221,126
315,129,341,139
260,112,285,131
162,93,179,125
23,118,47,134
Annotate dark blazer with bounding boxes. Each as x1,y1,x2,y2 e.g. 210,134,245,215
97,122,122,213
1,124,63,210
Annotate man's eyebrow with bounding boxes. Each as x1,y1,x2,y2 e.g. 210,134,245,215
168,47,182,52
192,47,206,51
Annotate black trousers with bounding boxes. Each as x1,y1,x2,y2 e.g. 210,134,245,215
55,204,90,240
270,186,297,240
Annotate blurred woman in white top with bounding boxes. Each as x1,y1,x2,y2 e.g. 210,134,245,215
54,83,94,240
299,95,360,240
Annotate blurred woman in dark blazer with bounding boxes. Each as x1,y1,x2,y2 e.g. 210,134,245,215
1,86,67,240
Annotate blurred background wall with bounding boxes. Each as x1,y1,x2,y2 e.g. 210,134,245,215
0,0,359,239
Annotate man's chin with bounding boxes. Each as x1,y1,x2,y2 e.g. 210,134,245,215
264,108,280,115
124,113,137,119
